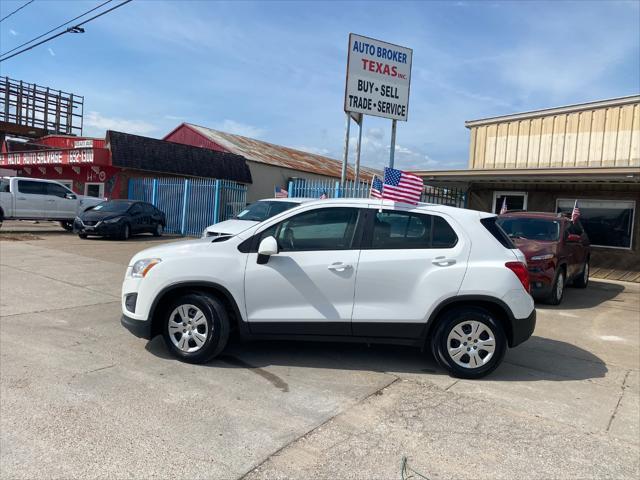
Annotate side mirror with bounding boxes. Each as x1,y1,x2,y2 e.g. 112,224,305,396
567,233,581,243
65,193,77,200
257,236,278,264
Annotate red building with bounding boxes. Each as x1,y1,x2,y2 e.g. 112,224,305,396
0,131,252,198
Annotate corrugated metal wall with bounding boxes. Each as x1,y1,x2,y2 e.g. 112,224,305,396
469,102,640,169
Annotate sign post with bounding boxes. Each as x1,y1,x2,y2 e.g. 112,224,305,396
354,113,363,185
343,33,412,171
340,112,351,190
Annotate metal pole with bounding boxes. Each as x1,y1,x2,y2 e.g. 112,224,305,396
340,112,351,189
354,114,363,185
389,119,397,168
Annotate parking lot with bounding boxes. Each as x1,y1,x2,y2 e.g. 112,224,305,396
1,222,639,479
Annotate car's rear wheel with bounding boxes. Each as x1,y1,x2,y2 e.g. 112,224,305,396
153,222,163,237
546,268,565,305
162,293,230,364
431,307,506,379
60,221,74,231
573,261,589,289
120,223,130,241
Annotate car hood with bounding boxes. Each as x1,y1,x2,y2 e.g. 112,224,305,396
512,238,558,258
129,237,221,265
204,219,259,235
79,209,126,222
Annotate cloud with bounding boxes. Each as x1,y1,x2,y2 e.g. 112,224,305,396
47,48,55,57
164,114,185,121
84,111,157,136
9,29,17,36
212,119,265,138
294,145,332,156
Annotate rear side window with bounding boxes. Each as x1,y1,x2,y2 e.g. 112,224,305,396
481,217,515,249
18,180,46,195
370,210,457,249
0,179,9,192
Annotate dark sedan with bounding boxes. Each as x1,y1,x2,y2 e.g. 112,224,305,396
74,200,166,240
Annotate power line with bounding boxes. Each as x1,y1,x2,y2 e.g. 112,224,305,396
0,0,35,23
0,0,114,59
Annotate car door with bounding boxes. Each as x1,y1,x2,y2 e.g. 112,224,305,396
128,203,145,233
15,180,47,218
244,206,363,335
45,182,77,219
351,208,470,339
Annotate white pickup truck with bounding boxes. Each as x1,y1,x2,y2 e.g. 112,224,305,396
0,177,104,230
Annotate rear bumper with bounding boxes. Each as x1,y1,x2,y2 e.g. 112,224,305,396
121,313,152,340
510,309,536,347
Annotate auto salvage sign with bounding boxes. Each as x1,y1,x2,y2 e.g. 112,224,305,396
344,33,413,121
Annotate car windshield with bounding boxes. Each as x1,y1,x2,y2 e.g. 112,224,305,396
235,201,299,221
91,201,133,213
497,217,561,241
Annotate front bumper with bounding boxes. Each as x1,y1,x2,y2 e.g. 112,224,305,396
121,313,152,339
510,309,536,347
527,263,555,298
74,218,122,236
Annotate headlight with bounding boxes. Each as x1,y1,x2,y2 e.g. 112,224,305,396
104,216,123,224
131,258,162,278
531,253,555,261
201,228,209,238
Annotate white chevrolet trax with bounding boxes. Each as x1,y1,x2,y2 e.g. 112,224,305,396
122,199,535,379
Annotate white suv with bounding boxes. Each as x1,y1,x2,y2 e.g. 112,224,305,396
122,199,535,379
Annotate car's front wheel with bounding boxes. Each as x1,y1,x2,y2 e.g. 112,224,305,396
431,307,507,379
573,261,589,289
546,268,565,305
153,222,163,237
162,293,230,364
120,223,130,241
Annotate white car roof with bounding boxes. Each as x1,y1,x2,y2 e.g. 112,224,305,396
298,197,494,219
256,197,315,203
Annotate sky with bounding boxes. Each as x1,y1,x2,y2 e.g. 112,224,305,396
0,0,639,171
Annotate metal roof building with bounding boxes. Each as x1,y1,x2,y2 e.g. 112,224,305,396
164,123,378,201
412,95,640,282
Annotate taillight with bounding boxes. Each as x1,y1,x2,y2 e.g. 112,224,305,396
505,261,530,292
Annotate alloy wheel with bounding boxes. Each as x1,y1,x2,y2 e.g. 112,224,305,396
446,320,496,369
168,304,209,353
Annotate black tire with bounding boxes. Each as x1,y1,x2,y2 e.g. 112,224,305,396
78,233,88,239
153,222,163,237
430,307,507,379
60,221,74,231
545,268,565,305
162,292,230,364
573,260,589,289
119,223,130,241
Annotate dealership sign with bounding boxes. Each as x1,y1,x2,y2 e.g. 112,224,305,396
0,148,110,167
344,33,413,121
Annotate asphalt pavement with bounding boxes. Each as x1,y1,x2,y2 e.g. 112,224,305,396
1,222,638,479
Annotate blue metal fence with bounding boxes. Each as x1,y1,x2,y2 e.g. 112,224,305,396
128,177,247,236
287,177,466,207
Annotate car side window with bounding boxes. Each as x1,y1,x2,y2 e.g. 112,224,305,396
129,204,142,215
370,210,458,249
0,179,9,192
46,183,71,198
17,180,46,195
259,207,360,252
372,210,431,249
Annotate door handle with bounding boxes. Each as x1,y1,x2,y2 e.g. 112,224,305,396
432,256,456,267
328,262,353,272
46,199,55,203
17,197,26,200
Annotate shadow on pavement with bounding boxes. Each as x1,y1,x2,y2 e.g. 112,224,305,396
536,280,625,310
145,333,607,382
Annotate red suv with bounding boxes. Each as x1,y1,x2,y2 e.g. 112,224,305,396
497,212,590,305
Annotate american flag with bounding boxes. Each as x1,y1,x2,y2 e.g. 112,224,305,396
499,197,508,215
274,186,288,198
571,199,580,223
380,167,423,204
319,190,328,200
370,175,383,199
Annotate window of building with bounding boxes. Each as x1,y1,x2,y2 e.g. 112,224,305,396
493,191,528,213
556,199,635,249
